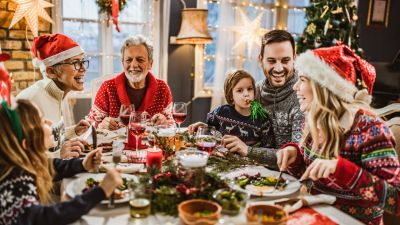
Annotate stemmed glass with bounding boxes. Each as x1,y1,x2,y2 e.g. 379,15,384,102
129,111,147,151
172,102,187,133
195,127,217,155
119,104,135,127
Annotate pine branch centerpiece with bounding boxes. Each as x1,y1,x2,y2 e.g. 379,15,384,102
95,0,127,17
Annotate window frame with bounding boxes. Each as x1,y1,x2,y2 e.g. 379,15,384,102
194,0,308,99
52,0,163,95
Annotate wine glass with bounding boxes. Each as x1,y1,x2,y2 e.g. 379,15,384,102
119,104,135,126
195,127,217,154
172,102,187,133
129,111,147,151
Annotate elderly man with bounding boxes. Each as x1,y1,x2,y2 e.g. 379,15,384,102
17,34,90,159
222,30,304,168
88,35,172,129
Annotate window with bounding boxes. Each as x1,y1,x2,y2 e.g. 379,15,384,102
53,0,156,90
197,0,309,97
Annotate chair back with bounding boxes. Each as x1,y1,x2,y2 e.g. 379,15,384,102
91,74,116,105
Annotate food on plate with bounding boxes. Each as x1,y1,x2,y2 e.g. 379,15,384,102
246,204,287,224
193,210,213,217
235,173,286,191
82,177,130,199
83,142,113,153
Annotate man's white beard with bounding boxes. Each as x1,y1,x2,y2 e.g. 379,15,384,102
125,72,147,83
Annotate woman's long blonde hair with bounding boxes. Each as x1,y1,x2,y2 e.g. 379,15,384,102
0,99,53,203
301,79,353,159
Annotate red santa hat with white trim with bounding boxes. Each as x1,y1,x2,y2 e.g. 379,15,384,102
294,43,376,104
31,34,84,77
0,53,12,105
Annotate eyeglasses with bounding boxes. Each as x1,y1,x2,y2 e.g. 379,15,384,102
56,59,89,70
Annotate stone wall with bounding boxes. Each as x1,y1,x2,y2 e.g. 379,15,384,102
0,0,52,95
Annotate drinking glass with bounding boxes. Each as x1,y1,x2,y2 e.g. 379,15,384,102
154,123,176,159
195,127,217,154
129,181,151,218
108,141,124,208
119,104,135,126
172,102,187,133
129,111,147,151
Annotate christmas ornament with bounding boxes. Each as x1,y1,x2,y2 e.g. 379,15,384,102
324,18,330,35
306,23,316,35
331,6,343,14
9,0,54,37
95,0,127,32
320,5,329,18
230,9,267,56
250,100,267,121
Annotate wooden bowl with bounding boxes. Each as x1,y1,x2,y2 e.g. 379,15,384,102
246,204,288,225
178,199,222,225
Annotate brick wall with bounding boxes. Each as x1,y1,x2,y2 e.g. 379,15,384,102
0,0,52,95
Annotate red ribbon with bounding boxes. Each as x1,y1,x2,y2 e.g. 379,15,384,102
111,0,120,32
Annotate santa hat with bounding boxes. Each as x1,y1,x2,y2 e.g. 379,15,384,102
294,44,376,103
0,53,12,105
31,33,84,67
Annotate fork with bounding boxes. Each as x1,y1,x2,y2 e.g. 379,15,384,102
274,171,283,190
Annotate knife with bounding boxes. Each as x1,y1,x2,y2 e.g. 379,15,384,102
91,125,99,173
91,125,97,149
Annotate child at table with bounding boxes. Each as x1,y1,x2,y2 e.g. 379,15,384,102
277,44,400,225
189,69,275,151
0,99,122,225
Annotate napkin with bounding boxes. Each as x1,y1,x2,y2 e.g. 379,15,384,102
275,194,336,213
100,163,143,173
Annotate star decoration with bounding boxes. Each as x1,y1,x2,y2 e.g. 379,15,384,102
230,9,268,56
9,0,54,37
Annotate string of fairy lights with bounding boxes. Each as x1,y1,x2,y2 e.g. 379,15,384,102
202,0,307,64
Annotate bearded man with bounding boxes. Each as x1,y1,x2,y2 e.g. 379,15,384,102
221,30,304,169
88,35,172,129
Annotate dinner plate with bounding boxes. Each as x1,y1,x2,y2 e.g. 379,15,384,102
223,166,300,197
65,173,138,204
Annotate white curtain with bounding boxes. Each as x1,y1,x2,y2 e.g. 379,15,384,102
210,2,269,110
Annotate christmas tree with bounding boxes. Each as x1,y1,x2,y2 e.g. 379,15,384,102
296,0,363,57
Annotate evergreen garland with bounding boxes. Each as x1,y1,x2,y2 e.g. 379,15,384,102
95,0,128,16
296,0,363,57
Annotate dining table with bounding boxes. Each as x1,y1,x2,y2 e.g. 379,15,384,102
63,127,365,225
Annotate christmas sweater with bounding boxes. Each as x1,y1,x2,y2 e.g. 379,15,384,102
16,79,77,158
207,104,275,148
88,72,172,126
284,109,400,225
0,158,106,225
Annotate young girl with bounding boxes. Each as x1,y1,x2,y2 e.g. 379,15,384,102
189,69,275,152
277,44,400,225
0,99,122,225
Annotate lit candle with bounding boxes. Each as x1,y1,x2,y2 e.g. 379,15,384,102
146,147,163,169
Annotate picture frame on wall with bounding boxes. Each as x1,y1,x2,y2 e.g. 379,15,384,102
367,0,391,27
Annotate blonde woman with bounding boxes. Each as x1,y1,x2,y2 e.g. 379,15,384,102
277,44,400,225
0,99,122,225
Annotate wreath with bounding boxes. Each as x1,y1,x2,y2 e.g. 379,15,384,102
95,0,128,16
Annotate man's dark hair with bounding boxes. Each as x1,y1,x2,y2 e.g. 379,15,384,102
259,30,295,58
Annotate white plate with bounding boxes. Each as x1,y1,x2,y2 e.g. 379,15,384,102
223,166,300,197
65,173,138,204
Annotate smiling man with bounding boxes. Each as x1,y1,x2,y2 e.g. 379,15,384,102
88,35,172,130
221,30,304,169
17,34,90,159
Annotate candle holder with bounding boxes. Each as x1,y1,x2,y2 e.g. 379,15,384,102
176,148,209,189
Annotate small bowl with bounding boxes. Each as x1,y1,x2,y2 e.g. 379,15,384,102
178,199,222,225
212,188,250,216
246,204,288,225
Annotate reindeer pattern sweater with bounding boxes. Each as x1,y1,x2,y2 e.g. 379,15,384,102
206,104,275,148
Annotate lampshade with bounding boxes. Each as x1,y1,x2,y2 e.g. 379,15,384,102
176,8,213,44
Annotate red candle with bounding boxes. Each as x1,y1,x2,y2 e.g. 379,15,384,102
146,147,163,169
